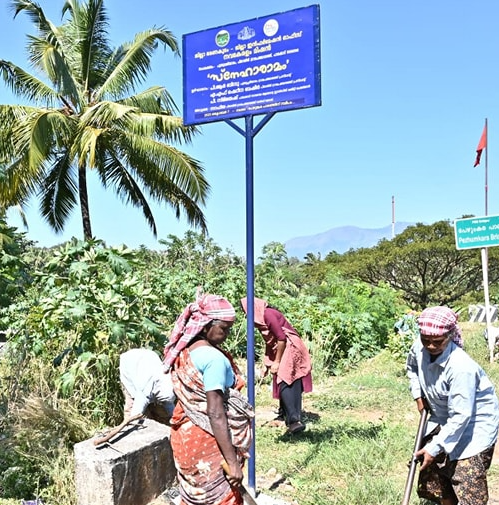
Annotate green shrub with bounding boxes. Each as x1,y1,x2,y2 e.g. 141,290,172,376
386,311,419,360
0,446,44,499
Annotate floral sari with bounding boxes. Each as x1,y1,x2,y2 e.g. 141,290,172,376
170,348,254,505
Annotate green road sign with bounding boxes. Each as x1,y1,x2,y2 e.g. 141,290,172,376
454,215,499,250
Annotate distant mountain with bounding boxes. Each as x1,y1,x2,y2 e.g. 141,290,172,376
284,222,416,259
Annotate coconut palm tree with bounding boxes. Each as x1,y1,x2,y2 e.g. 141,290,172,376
0,0,209,240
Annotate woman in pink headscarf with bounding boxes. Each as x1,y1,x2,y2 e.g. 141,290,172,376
164,293,254,505
240,297,312,434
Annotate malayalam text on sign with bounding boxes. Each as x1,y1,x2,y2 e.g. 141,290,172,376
454,215,499,250
182,5,321,126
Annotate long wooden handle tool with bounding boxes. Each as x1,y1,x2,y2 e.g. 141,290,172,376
93,413,144,446
401,409,428,505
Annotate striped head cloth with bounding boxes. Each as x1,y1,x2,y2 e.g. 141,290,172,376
417,306,463,347
163,293,236,369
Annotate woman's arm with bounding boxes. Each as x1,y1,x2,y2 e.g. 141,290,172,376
265,310,288,373
271,340,286,374
406,342,423,408
206,389,243,486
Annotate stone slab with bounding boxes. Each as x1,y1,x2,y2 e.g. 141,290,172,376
74,418,176,505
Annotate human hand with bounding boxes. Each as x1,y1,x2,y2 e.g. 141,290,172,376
234,374,246,391
270,361,280,374
414,448,434,470
221,460,243,487
415,398,425,413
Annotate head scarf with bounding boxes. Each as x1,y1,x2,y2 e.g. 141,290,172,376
417,306,463,348
163,293,236,369
240,297,267,326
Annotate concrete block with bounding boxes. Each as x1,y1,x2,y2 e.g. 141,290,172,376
74,418,176,505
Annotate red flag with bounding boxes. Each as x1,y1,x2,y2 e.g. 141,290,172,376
474,124,487,167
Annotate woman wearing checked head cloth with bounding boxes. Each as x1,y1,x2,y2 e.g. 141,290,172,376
417,306,463,348
164,292,254,505
406,306,499,505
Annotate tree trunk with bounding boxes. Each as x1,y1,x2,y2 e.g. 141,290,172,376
78,163,93,240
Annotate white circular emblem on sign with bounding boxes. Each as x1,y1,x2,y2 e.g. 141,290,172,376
263,19,279,37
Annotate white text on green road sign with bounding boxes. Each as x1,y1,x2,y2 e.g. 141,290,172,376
454,215,499,250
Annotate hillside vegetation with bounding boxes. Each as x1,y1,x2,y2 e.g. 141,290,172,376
0,225,498,504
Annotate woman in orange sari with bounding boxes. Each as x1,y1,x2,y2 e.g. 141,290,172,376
164,293,253,505
241,297,312,434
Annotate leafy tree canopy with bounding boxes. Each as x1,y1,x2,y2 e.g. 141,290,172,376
328,220,499,309
0,0,209,240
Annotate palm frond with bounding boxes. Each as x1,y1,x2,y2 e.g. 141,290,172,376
0,106,47,202
0,60,60,105
0,105,77,215
61,0,112,95
152,182,208,232
10,0,59,46
79,100,136,128
95,155,157,235
39,152,78,233
96,28,179,100
133,111,200,144
10,204,29,229
92,132,209,233
10,1,82,107
26,36,81,106
99,150,208,234
115,88,201,144
0,157,38,210
77,125,104,168
115,132,209,204
119,86,179,115
15,109,76,171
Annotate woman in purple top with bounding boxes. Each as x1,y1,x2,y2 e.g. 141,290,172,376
241,297,312,434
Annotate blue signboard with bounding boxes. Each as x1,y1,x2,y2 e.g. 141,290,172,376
182,5,321,125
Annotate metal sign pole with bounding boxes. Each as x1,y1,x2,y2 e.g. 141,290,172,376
225,112,275,493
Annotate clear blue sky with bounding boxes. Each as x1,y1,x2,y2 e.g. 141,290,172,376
1,0,498,257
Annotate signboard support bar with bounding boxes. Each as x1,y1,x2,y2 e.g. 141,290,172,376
225,112,275,494
226,112,275,138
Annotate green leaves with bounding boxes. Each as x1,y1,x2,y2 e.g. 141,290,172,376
1,0,209,241
0,227,420,502
333,220,488,309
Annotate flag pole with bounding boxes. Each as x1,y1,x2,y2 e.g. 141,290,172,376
472,119,494,360
485,117,489,215
481,118,494,361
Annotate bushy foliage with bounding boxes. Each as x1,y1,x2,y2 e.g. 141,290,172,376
0,218,32,316
386,311,420,360
1,221,497,502
0,447,43,499
329,220,499,310
254,267,405,375
4,239,168,423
